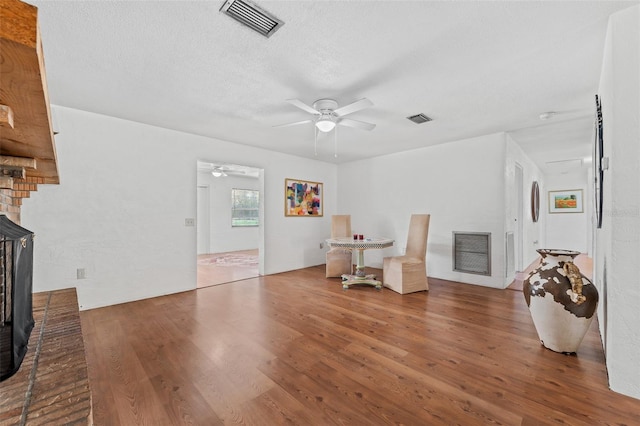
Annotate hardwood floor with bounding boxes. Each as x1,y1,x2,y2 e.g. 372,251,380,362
80,266,640,425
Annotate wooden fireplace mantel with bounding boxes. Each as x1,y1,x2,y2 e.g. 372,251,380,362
0,0,60,220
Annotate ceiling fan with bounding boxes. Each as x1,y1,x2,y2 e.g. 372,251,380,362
211,167,228,177
207,164,246,178
275,98,376,133
197,161,260,178
275,98,375,157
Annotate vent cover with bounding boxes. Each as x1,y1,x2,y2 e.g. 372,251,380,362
407,113,432,124
544,158,583,174
453,232,491,276
505,232,515,277
220,0,284,38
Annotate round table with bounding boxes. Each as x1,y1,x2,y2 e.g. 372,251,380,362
325,237,394,289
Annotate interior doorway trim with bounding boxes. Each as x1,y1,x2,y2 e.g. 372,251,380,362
196,160,265,288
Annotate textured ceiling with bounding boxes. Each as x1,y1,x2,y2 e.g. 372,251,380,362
29,0,638,172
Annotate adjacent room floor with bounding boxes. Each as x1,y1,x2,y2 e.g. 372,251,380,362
197,249,259,288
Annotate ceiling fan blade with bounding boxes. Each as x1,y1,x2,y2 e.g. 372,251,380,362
286,99,320,115
338,118,376,131
273,119,313,128
334,98,373,117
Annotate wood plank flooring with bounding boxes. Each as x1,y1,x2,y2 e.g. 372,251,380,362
80,266,640,425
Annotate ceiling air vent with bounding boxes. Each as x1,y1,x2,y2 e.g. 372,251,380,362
407,113,432,124
220,0,284,38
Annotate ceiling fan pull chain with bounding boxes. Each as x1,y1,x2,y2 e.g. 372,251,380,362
314,126,318,156
334,125,338,158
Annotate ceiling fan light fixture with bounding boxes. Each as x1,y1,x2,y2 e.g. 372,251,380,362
315,115,336,132
211,168,227,177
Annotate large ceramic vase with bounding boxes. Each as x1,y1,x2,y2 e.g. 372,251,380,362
523,249,599,354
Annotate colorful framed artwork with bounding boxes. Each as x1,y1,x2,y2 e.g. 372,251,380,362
285,178,323,216
548,189,583,214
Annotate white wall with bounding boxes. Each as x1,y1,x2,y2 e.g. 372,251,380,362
22,106,337,310
337,132,512,288
544,171,590,253
596,5,640,400
196,171,259,254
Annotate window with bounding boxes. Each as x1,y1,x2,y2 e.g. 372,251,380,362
231,189,259,227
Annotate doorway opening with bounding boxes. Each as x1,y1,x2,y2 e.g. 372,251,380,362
515,162,524,272
196,161,263,288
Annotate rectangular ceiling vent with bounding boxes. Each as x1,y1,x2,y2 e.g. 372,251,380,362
407,113,432,124
545,158,583,169
220,0,284,38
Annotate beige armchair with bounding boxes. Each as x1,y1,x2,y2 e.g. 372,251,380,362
383,214,430,294
326,215,353,278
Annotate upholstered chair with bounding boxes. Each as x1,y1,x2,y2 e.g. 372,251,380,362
326,215,353,278
383,214,431,294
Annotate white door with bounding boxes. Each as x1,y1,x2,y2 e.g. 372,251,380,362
515,163,524,272
197,185,210,254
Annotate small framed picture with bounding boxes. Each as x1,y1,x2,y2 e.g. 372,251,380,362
548,189,583,214
284,178,323,216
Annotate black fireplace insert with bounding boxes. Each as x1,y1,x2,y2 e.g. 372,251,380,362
0,215,35,382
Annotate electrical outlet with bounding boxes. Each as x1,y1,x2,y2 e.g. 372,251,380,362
77,268,86,279
185,218,195,227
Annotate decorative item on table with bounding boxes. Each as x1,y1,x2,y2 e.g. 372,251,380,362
284,178,323,216
523,249,598,354
358,234,364,240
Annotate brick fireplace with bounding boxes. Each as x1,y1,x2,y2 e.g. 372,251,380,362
0,214,35,382
0,0,87,422
0,173,45,225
